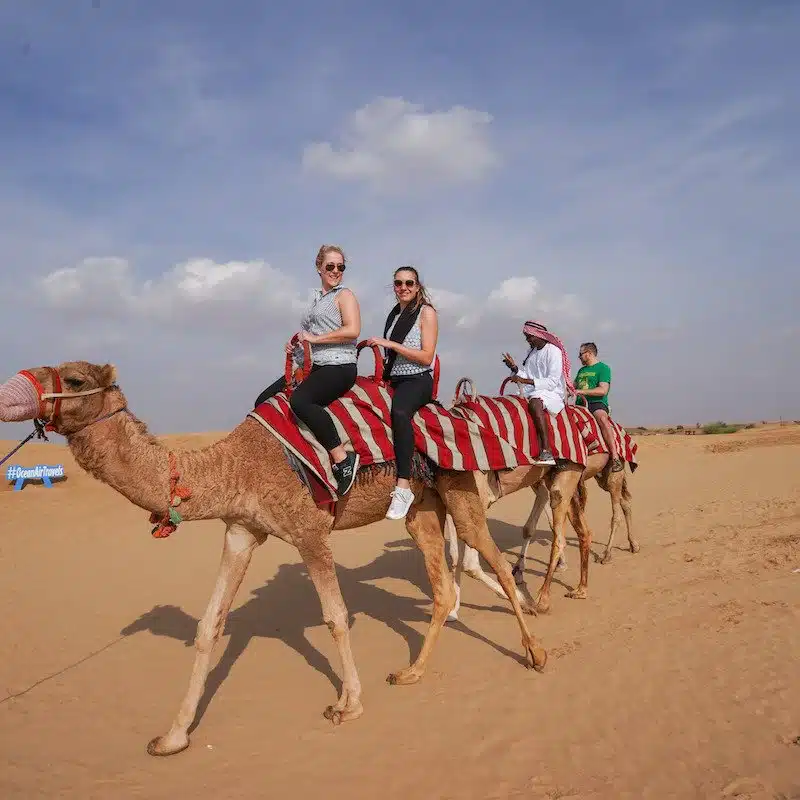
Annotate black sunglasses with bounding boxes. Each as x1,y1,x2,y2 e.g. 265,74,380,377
394,279,416,288
324,262,346,273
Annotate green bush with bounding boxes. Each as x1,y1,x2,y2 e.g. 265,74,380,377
702,421,743,435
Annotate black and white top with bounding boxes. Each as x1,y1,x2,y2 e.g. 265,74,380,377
386,310,433,377
296,286,357,367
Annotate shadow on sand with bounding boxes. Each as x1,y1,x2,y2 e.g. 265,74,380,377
120,517,576,732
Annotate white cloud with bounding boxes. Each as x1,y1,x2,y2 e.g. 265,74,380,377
301,97,499,189
36,256,311,334
428,276,587,333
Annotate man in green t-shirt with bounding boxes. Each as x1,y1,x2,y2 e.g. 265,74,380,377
574,342,623,472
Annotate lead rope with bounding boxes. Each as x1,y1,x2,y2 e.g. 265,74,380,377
0,420,49,469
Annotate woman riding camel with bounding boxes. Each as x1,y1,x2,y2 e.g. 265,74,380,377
254,245,361,497
367,266,439,520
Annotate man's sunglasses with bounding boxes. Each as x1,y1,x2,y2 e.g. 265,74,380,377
324,262,346,273
394,279,416,288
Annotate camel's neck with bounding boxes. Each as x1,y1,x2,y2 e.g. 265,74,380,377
67,411,235,521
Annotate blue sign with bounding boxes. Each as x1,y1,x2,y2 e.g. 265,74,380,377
5,464,65,491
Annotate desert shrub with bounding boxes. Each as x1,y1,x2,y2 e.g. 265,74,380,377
702,421,743,435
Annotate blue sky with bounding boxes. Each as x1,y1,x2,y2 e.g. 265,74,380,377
0,0,797,438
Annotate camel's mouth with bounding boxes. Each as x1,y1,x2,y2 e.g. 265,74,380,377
0,373,40,422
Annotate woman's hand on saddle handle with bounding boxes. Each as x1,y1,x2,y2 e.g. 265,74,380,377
365,336,394,351
296,330,319,345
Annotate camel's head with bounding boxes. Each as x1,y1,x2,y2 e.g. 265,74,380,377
0,361,123,435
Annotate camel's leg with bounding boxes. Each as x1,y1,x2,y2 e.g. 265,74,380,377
595,472,638,563
596,470,622,564
565,490,593,600
513,482,566,585
444,514,462,622
534,469,581,614
295,534,363,724
444,480,546,671
621,478,639,553
147,523,259,757
388,490,457,685
460,535,531,611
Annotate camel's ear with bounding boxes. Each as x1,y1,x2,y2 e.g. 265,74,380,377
99,363,118,387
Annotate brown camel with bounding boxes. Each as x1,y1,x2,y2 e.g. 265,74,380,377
0,360,552,757
442,376,628,618
446,456,638,620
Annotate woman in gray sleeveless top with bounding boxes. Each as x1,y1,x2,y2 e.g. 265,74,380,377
366,266,439,520
254,245,361,497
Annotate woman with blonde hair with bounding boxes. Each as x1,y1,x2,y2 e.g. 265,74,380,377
367,265,438,519
254,244,361,496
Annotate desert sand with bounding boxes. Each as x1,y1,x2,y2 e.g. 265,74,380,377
0,424,798,799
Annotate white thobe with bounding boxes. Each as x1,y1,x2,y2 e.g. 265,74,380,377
516,342,566,414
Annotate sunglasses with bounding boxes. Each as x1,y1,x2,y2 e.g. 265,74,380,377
324,262,346,273
394,279,416,288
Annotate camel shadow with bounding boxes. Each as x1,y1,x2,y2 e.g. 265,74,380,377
121,535,529,732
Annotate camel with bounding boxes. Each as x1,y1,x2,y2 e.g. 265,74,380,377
445,460,638,621
441,375,636,620
0,359,577,758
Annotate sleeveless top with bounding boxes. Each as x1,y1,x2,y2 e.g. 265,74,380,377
386,307,435,377
296,285,357,367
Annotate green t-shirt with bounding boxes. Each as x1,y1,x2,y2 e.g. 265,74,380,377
575,361,611,409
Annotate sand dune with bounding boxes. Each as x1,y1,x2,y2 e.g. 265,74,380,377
1,425,798,798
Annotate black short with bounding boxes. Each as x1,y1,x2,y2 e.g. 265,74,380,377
587,401,609,415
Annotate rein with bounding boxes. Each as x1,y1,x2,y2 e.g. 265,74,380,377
1,366,123,468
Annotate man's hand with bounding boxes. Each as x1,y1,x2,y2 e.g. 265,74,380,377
502,352,517,371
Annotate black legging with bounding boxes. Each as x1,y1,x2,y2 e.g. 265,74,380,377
254,363,357,452
389,371,434,480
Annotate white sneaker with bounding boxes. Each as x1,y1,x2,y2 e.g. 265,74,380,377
386,487,415,520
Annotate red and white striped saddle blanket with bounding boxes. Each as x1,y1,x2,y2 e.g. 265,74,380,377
448,394,638,470
249,377,543,505
249,377,640,509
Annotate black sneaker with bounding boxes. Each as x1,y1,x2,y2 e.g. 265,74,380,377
332,452,360,496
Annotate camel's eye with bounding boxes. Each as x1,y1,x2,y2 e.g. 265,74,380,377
65,377,84,390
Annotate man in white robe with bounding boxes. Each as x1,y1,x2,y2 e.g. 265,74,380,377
502,320,574,465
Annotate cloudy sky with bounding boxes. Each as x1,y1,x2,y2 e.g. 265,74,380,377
0,0,797,438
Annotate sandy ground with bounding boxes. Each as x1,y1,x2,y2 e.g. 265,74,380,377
0,424,798,799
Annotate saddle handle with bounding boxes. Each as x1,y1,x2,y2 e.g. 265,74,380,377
284,334,312,396
499,375,523,396
451,376,477,406
356,340,385,384
356,340,440,400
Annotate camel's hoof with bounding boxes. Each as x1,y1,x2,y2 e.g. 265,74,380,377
146,735,190,757
566,587,588,600
525,645,547,673
630,541,641,554
534,595,550,614
599,552,613,565
323,701,363,724
386,669,421,686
